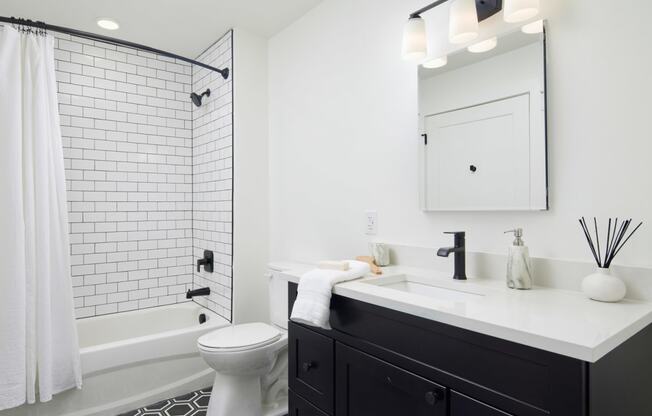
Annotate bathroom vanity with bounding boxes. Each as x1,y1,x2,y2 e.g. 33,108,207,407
284,270,652,416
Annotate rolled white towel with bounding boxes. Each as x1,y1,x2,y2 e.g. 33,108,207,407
317,260,349,271
290,260,370,329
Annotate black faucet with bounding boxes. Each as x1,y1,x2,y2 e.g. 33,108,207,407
437,231,467,280
197,250,214,273
186,287,211,299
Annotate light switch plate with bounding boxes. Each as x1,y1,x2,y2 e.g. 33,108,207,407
365,210,378,235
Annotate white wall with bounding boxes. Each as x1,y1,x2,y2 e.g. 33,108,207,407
269,0,652,269
232,28,270,324
419,42,543,119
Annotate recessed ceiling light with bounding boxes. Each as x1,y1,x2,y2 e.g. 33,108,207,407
467,37,498,53
521,20,544,34
422,56,448,69
97,18,119,31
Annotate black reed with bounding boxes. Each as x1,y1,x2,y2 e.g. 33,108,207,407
579,217,643,268
593,217,602,266
579,218,599,265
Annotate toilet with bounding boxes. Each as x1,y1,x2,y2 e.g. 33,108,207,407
198,270,289,416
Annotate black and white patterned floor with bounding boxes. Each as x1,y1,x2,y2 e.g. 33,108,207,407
119,387,212,416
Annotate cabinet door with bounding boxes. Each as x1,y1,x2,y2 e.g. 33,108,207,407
336,342,447,416
450,391,513,416
289,390,329,416
423,93,533,210
289,322,334,414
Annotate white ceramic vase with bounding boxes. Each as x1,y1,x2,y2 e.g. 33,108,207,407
581,267,626,302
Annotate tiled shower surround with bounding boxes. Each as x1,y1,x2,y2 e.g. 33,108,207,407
191,32,234,321
54,31,233,320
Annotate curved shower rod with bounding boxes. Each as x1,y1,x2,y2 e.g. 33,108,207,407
0,16,230,80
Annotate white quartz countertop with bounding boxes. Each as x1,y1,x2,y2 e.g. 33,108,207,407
271,262,652,362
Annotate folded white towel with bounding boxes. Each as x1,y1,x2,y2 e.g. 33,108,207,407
290,260,370,329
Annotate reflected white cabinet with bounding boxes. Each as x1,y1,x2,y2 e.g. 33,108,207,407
423,94,531,211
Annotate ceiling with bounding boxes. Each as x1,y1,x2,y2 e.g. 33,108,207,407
0,0,322,57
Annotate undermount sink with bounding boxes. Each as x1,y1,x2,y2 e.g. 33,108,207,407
360,274,483,302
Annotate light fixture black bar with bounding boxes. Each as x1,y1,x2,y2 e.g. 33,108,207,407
410,0,450,18
410,0,502,21
0,16,229,79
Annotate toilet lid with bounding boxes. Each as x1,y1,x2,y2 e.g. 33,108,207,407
198,323,281,351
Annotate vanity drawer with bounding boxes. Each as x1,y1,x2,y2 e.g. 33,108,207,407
451,391,513,416
289,390,329,416
335,342,448,416
288,322,334,414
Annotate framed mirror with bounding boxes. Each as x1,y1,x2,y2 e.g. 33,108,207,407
418,23,548,211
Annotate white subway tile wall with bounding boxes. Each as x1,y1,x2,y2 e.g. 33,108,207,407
55,33,196,318
191,31,233,321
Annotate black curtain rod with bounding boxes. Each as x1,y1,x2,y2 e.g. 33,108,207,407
0,16,229,79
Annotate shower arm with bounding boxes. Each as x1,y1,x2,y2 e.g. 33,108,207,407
0,16,230,80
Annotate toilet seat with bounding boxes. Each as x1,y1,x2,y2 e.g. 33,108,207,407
198,322,282,352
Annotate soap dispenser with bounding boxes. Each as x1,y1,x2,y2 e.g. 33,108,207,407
504,228,533,290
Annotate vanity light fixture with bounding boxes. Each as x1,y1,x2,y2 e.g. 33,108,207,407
503,0,540,23
422,55,448,68
467,36,497,53
449,0,479,44
521,19,543,34
402,0,503,60
402,16,428,60
96,18,120,30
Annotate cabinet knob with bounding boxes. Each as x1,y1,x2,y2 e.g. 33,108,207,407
424,390,443,406
302,361,315,372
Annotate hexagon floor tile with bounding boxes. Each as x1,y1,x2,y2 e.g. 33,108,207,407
119,387,212,416
119,387,288,416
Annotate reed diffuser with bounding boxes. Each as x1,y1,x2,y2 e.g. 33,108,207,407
578,217,643,302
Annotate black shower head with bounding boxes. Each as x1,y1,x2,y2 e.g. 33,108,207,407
190,88,211,107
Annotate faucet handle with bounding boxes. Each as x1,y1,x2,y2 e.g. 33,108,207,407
443,231,465,246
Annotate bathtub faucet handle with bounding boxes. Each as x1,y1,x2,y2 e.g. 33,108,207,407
196,250,214,273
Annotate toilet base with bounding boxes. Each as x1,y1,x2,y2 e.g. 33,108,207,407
207,373,262,416
206,373,288,416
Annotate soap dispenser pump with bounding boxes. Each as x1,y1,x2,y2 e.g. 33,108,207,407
504,228,533,290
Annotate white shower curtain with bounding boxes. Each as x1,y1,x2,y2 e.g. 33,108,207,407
0,26,82,410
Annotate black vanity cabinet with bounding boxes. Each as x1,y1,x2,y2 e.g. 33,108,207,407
335,343,448,415
289,392,329,416
287,282,652,416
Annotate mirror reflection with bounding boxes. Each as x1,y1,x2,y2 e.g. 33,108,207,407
418,24,548,211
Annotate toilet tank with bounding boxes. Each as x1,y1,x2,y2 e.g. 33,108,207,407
268,271,289,330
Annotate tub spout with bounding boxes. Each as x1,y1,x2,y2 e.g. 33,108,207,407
186,287,211,299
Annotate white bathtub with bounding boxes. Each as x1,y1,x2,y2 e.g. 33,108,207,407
5,302,228,416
